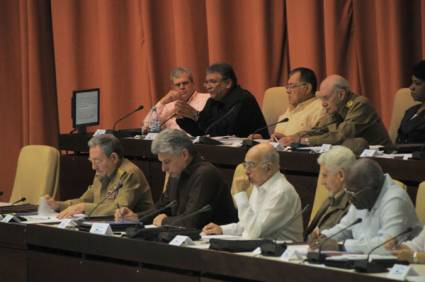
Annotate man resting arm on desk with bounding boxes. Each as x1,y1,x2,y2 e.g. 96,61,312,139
309,159,421,254
202,143,303,242
45,134,153,219
115,129,237,229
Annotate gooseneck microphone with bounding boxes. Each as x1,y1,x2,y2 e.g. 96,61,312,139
11,197,26,205
354,227,413,273
138,200,178,224
112,104,144,131
307,218,363,263
242,117,290,147
253,117,289,135
85,172,128,219
166,204,212,227
204,105,238,135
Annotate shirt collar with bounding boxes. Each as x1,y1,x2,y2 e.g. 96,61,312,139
255,171,281,192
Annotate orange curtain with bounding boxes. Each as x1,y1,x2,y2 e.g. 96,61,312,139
1,0,425,200
0,0,58,201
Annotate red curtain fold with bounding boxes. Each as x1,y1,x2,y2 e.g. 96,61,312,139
0,0,58,201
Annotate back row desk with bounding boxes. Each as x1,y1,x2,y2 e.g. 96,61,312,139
0,221,403,282
59,134,425,225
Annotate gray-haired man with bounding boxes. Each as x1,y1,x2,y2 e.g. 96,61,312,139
46,134,154,218
116,129,237,229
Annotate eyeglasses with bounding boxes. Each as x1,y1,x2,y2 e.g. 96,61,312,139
285,82,307,91
204,79,225,86
242,161,268,170
344,187,373,199
173,81,191,88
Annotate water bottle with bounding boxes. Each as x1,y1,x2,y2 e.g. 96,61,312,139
149,107,161,133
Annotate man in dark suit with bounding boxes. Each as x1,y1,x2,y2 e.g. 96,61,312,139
175,63,269,138
115,129,237,229
305,146,355,241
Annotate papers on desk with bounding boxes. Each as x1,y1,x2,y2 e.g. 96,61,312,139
201,234,243,241
20,215,61,224
0,202,12,207
325,253,398,262
280,244,309,261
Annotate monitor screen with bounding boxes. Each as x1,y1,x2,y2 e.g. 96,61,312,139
72,88,100,131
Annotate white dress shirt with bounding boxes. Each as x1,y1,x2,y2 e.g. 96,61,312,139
321,174,422,254
220,172,303,242
404,227,425,252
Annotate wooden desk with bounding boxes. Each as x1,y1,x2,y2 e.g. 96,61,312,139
0,222,398,282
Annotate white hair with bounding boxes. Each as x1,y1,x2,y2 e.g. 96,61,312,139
317,146,356,174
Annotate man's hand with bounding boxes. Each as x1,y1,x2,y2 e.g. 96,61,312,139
115,207,139,222
392,249,414,263
202,223,223,235
175,100,197,119
44,194,59,210
307,227,321,244
231,176,251,195
309,233,339,251
57,203,85,219
279,135,300,146
159,90,181,105
270,132,284,142
153,213,168,226
247,134,263,140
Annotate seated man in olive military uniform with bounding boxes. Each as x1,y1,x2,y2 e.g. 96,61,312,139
280,75,392,147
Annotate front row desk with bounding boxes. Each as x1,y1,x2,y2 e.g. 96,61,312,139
59,134,425,225
1,135,425,282
0,222,412,282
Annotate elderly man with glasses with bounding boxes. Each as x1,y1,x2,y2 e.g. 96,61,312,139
279,74,392,147
259,67,324,141
202,143,303,241
309,158,421,254
176,62,269,138
142,67,210,132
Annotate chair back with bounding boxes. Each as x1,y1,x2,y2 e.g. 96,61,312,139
388,88,418,143
262,87,289,134
309,168,329,224
10,145,60,205
416,181,425,224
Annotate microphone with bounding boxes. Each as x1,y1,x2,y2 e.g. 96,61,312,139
260,204,311,256
166,204,212,227
242,117,290,148
198,105,238,145
204,105,238,135
254,117,289,135
137,200,177,224
112,104,144,131
354,227,413,273
307,218,362,263
11,197,26,205
85,172,128,218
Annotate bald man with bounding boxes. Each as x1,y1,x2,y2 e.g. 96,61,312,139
280,75,392,146
202,143,303,241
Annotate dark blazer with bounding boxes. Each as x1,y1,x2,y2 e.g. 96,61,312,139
304,192,350,241
177,85,269,138
140,155,237,229
396,104,425,144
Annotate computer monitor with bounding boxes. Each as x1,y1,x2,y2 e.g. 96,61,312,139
72,88,100,133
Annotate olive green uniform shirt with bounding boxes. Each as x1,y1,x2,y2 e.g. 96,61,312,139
57,158,153,216
300,93,392,146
